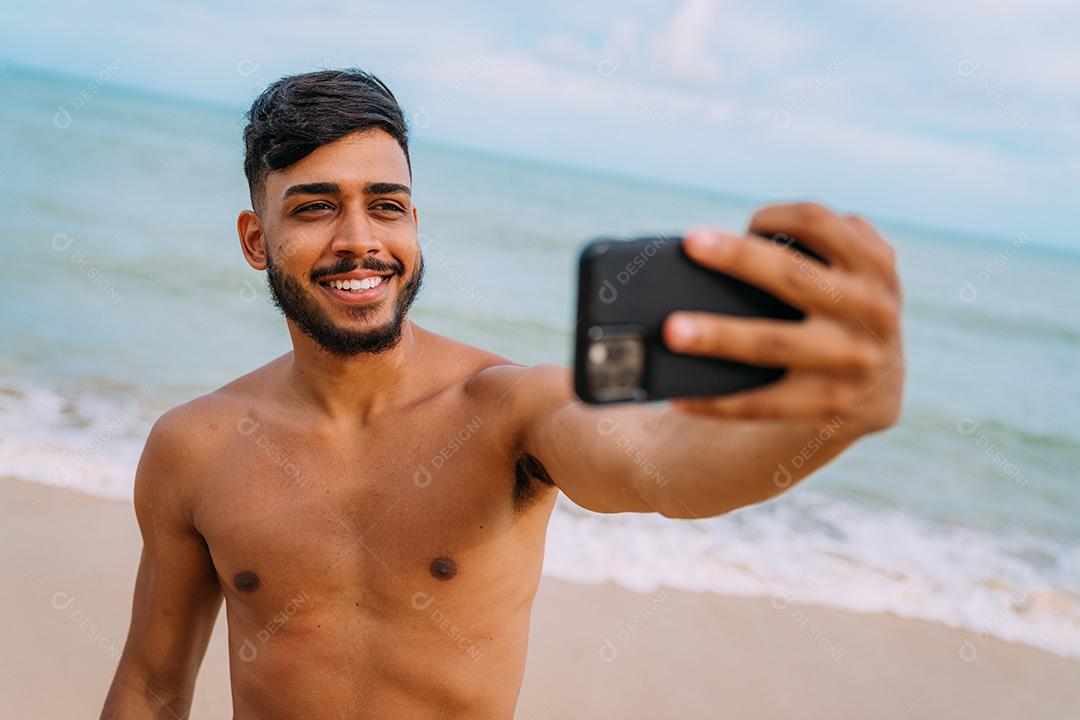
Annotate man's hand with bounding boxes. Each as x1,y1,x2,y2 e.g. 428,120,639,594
500,201,904,520
662,202,904,434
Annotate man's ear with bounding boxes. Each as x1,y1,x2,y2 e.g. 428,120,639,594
412,205,419,233
237,210,268,270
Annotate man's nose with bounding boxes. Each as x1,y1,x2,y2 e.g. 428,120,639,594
329,205,384,256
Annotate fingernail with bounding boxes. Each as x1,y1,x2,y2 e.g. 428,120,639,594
668,315,699,345
688,230,728,254
687,229,717,250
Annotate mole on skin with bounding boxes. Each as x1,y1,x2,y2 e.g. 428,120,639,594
430,556,457,581
233,570,261,592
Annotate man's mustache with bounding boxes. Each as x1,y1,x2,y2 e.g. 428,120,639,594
309,256,403,283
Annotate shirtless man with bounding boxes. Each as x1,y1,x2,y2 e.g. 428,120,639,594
100,69,904,719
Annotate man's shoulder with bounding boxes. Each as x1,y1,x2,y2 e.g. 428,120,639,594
466,361,571,396
148,358,285,458
147,389,248,461
417,328,514,388
132,388,251,522
464,359,575,430
417,328,572,417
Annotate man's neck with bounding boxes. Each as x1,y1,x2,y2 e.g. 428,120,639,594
283,318,423,424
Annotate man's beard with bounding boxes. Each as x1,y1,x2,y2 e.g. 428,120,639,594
265,248,425,356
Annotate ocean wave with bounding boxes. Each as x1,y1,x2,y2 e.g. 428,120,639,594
0,375,154,501
544,492,1080,658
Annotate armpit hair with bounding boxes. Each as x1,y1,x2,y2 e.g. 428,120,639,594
512,452,555,512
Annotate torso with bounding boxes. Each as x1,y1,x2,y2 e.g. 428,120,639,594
182,331,559,719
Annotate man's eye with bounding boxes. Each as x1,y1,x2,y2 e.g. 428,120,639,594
297,202,334,213
374,202,405,213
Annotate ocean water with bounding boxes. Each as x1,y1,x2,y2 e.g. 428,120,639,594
2,63,1078,657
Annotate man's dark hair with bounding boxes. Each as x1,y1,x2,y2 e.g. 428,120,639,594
242,68,411,212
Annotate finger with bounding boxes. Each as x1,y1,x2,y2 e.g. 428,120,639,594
842,213,901,294
749,202,892,279
682,229,896,330
670,372,860,423
664,312,882,375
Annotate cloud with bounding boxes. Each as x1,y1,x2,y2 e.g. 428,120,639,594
650,0,725,84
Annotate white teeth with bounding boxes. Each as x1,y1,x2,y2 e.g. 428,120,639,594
327,276,385,292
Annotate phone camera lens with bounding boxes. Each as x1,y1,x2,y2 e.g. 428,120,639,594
588,343,607,365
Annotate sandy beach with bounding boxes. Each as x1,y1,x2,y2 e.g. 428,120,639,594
2,475,1077,719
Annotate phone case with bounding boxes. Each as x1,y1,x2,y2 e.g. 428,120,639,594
573,233,815,403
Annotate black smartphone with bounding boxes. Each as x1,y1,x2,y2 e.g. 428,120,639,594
573,232,824,403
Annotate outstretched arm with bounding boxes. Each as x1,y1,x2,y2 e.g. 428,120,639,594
101,407,223,719
507,202,904,519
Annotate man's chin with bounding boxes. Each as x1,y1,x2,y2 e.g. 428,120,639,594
304,314,406,356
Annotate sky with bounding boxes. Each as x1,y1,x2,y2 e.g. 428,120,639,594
2,0,1077,249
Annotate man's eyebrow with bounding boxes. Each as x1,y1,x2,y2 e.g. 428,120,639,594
281,181,411,200
282,182,340,199
364,182,411,197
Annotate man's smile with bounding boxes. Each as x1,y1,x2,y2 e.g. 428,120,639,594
318,272,394,304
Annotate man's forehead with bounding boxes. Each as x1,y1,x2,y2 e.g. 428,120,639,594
267,130,410,199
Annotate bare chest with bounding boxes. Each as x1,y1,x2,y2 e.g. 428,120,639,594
192,397,556,628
